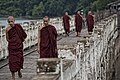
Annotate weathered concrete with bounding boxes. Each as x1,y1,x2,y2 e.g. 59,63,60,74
0,28,88,80
32,29,88,80
0,51,38,80
0,11,119,80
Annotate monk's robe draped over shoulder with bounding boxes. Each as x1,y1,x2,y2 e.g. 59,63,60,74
40,25,58,58
63,15,70,32
75,14,82,32
86,14,94,32
8,24,27,72
15,24,27,42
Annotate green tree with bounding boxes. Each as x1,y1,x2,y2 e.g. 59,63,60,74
32,2,44,17
0,0,118,18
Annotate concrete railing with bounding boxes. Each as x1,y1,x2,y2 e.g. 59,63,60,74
0,27,8,60
31,13,118,80
77,14,118,80
0,17,75,60
0,22,38,60
49,14,118,80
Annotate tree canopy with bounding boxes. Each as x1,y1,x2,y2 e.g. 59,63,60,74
0,0,118,18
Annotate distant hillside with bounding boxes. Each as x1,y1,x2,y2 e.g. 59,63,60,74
0,0,118,18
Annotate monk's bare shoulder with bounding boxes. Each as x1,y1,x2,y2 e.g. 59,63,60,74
39,23,45,30
6,26,12,32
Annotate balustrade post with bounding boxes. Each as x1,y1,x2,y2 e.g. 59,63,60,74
0,27,3,59
60,58,63,80
117,8,120,35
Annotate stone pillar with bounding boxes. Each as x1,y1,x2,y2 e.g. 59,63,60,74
115,5,120,80
117,9,120,35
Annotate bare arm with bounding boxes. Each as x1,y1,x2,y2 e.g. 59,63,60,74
38,23,45,51
5,26,11,41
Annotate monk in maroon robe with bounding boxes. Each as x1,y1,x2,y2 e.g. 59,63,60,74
6,16,27,80
75,11,83,36
38,16,58,58
86,11,94,34
63,12,70,36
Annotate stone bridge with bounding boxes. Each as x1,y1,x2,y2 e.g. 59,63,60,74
0,3,120,80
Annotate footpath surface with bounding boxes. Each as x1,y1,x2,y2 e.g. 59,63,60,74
0,29,88,80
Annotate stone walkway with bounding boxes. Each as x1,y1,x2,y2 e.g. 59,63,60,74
0,28,88,80
0,51,38,80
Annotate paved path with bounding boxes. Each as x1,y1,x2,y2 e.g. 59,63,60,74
0,28,88,80
0,51,38,80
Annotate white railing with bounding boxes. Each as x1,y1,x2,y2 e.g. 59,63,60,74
0,17,75,60
32,15,118,80
56,14,118,80
32,14,118,80
0,27,8,59
77,14,118,80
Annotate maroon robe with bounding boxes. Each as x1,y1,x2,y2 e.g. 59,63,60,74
8,24,27,72
86,14,94,32
75,14,82,32
39,25,58,58
63,15,70,33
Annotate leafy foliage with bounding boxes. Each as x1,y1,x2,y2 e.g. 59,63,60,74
0,0,118,18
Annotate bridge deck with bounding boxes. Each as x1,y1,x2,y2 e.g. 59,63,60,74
0,28,87,80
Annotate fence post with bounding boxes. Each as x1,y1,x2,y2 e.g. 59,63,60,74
117,8,120,35
0,27,3,59
60,58,63,80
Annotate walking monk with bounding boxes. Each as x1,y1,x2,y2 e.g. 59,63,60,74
62,12,71,36
38,16,58,58
75,11,83,36
6,16,27,80
86,11,94,34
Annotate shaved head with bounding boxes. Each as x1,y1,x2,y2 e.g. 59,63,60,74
43,16,49,26
65,12,68,15
88,11,92,15
43,16,49,21
8,16,14,21
7,16,15,27
77,11,80,14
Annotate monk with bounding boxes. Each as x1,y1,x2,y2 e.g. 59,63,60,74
75,11,83,36
38,16,58,58
63,12,70,36
6,16,27,80
86,11,94,34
